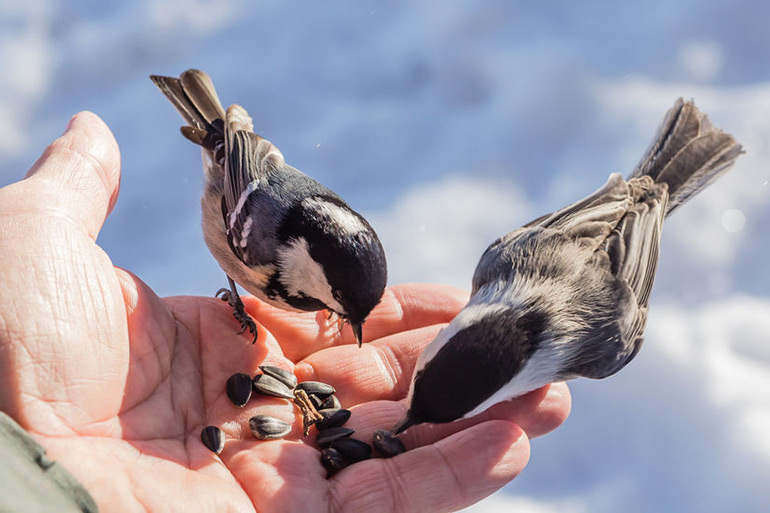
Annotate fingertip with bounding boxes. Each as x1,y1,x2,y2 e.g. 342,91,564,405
332,420,530,512
26,111,121,238
434,419,530,480
537,382,572,434
480,383,572,439
62,111,121,213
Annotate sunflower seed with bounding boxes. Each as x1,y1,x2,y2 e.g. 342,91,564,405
328,437,372,463
226,373,253,407
249,415,292,440
259,365,298,389
295,381,336,398
320,394,342,410
320,447,348,478
309,393,324,410
316,427,355,447
316,408,351,430
200,425,225,454
373,430,406,458
252,374,295,400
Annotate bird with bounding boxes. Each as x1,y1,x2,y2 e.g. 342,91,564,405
394,99,743,434
150,69,387,346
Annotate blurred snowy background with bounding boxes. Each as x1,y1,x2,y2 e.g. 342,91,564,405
2,1,769,511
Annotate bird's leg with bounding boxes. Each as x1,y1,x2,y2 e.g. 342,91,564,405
215,276,258,343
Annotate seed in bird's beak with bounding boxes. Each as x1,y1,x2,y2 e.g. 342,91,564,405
226,373,253,407
373,430,406,458
320,394,342,410
295,381,336,399
315,427,355,447
328,437,372,463
200,426,225,454
252,374,295,400
259,365,298,389
351,322,363,348
249,415,292,440
320,447,348,478
315,408,351,430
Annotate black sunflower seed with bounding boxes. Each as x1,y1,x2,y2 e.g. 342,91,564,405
200,425,225,454
295,381,336,399
373,430,406,458
316,427,355,447
328,437,372,463
320,394,342,410
252,374,295,400
320,447,348,478
259,365,298,389
316,409,351,430
226,373,253,407
248,415,292,440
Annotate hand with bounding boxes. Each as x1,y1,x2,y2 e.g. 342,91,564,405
0,112,571,513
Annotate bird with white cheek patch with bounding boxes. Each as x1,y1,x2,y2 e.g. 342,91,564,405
395,99,743,434
151,70,387,346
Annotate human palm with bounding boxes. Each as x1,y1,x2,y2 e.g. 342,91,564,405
0,113,570,512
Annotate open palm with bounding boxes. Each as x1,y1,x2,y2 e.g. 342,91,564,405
0,113,570,513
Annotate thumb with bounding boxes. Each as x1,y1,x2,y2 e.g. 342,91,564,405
25,111,121,240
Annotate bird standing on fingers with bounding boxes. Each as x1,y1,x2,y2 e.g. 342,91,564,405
151,69,387,346
395,99,743,434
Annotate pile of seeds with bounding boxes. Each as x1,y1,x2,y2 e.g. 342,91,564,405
200,365,406,477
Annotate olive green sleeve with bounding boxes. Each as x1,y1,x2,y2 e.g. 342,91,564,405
0,411,98,513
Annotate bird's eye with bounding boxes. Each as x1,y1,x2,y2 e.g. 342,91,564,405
332,290,343,303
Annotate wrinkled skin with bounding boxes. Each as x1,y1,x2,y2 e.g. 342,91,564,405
0,112,571,513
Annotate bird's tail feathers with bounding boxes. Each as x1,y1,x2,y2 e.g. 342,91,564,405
629,98,743,215
150,69,227,144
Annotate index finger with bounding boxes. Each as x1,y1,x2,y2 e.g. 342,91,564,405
245,283,468,362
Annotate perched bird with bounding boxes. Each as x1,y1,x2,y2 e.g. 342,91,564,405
150,70,387,345
395,99,742,433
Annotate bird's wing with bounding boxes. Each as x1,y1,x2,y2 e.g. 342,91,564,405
221,105,287,263
472,173,634,294
570,179,668,379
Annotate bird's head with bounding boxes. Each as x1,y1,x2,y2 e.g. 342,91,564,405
275,195,387,347
395,302,549,434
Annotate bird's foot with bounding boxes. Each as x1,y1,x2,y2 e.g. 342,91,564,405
216,287,258,343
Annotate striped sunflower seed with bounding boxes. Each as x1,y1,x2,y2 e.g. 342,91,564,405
252,374,295,400
295,381,336,399
259,365,298,389
249,415,292,440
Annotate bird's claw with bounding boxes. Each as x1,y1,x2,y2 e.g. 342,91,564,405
215,288,232,302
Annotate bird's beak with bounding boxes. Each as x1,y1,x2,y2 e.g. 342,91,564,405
393,416,415,435
351,321,363,348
